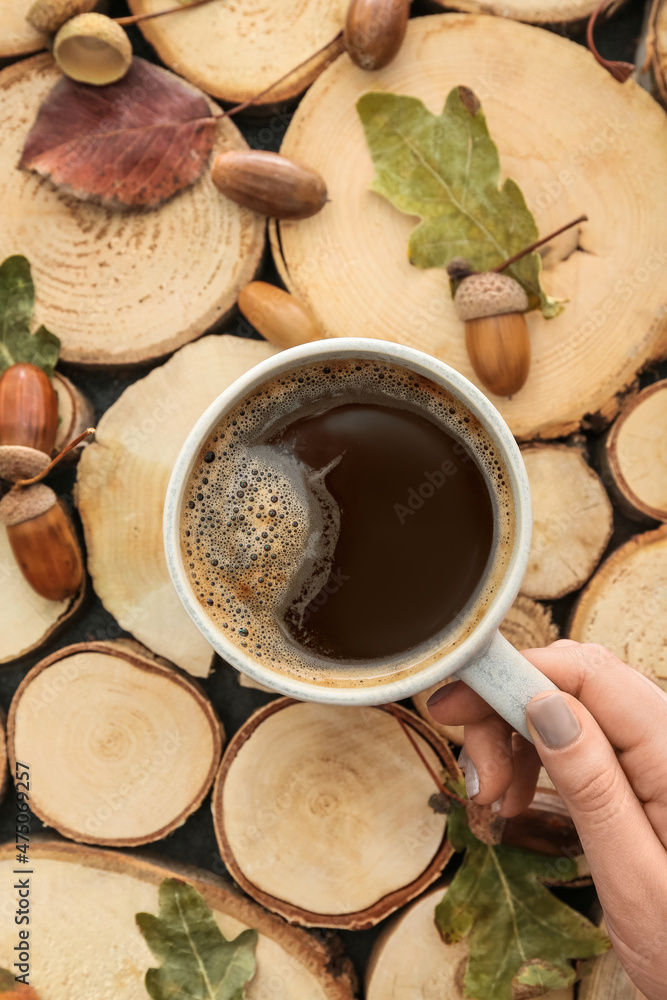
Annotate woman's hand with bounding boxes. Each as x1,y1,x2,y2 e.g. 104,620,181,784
427,639,667,1000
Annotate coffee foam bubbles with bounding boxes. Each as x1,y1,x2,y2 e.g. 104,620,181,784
180,358,514,681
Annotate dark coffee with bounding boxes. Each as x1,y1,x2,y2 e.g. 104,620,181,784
276,403,493,659
180,357,513,680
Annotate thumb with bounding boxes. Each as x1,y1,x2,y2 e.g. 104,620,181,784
526,690,661,903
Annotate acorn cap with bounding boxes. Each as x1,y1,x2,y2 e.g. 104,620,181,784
26,0,97,36
53,13,132,86
454,272,529,322
0,446,50,484
0,483,56,527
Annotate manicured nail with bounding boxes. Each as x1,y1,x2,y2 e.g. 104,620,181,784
526,693,581,749
426,683,457,709
459,747,480,799
491,796,504,814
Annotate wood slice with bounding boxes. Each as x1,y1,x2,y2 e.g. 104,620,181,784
0,839,357,999
0,0,47,59
429,0,625,27
0,524,84,666
76,334,277,677
127,0,346,107
600,379,667,523
637,0,667,108
366,884,575,1000
6,640,223,846
412,595,558,744
0,55,265,366
270,14,667,441
53,371,94,457
0,706,7,806
520,445,613,600
654,0,667,104
212,699,458,929
568,524,667,691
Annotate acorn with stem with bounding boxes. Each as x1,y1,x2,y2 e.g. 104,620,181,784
448,214,587,397
0,428,93,601
0,253,91,601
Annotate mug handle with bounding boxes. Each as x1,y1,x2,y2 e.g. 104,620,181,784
453,630,558,742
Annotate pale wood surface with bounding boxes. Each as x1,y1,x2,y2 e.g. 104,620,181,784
602,379,667,521
76,335,277,677
0,840,357,1000
7,640,223,845
366,884,575,1000
520,445,614,600
0,0,47,58
213,699,458,928
568,524,667,690
430,0,624,25
271,14,667,440
412,595,559,744
127,0,347,105
0,55,265,366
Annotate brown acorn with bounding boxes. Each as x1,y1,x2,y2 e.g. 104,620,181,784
212,151,327,220
0,446,50,484
344,0,410,71
453,272,530,397
0,362,58,454
0,484,84,601
238,282,323,350
448,214,588,398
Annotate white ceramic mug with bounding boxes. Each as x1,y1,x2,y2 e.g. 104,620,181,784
164,339,556,740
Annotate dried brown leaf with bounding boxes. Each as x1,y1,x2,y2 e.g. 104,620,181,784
20,58,217,209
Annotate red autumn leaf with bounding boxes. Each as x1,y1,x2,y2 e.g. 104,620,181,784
19,58,218,209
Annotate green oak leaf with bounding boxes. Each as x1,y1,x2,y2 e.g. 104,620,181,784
357,87,564,319
516,960,574,990
435,805,609,1000
136,879,258,1000
0,256,60,377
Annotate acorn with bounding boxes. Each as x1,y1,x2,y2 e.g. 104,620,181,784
0,446,50,484
26,0,97,35
344,0,410,71
238,282,324,350
212,151,327,221
0,362,58,455
0,484,84,601
453,270,530,397
53,12,132,86
447,214,588,398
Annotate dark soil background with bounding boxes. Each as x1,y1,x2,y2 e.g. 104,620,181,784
0,0,662,991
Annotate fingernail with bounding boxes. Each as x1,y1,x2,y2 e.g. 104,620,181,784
459,747,480,799
491,795,504,814
526,693,581,749
426,684,456,709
